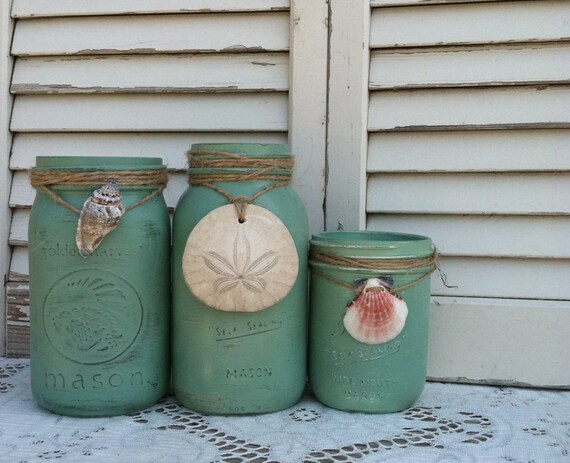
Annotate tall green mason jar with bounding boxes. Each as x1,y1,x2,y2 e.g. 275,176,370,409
28,156,170,417
309,231,434,413
172,143,308,414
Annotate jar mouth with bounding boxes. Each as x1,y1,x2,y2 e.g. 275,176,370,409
190,143,289,157
310,231,433,259
34,156,166,171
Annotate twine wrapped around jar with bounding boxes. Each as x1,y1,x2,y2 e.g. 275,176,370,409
30,169,168,215
187,149,294,222
309,247,439,293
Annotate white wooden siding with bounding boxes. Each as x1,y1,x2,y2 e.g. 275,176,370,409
8,247,27,282
367,215,570,258
324,0,570,386
372,0,520,5
368,86,570,131
0,0,14,356
4,0,328,357
367,173,570,215
370,1,570,48
430,258,570,300
429,297,570,388
11,94,289,132
8,210,28,247
370,44,570,90
11,0,289,18
368,130,570,172
12,13,290,56
12,53,290,94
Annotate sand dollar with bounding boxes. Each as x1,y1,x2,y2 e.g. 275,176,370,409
183,204,299,312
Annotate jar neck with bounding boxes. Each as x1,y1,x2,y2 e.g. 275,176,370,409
30,168,168,189
35,156,164,170
187,146,293,186
187,145,294,221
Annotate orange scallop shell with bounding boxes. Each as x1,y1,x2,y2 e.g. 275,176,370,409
343,278,408,345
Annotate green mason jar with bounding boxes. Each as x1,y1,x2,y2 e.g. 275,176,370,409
309,231,434,413
172,143,308,414
28,156,170,417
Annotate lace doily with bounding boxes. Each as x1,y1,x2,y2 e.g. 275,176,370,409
1,358,569,462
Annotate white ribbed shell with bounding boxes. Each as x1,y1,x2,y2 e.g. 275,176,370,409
76,180,124,257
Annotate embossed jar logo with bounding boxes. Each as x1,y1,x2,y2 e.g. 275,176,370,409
43,270,143,364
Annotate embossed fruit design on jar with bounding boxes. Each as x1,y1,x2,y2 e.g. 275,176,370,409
172,143,308,414
28,157,170,416
309,231,435,413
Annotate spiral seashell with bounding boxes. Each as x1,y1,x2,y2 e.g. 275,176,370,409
75,180,124,257
343,278,408,345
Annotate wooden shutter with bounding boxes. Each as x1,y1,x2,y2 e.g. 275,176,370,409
0,2,15,357
4,0,328,356
327,0,570,387
4,0,569,388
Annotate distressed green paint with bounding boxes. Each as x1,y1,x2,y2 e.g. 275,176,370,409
172,143,308,414
309,231,432,413
29,157,170,417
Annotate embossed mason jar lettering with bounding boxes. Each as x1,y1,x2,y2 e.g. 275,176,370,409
29,157,170,417
172,143,308,414
309,231,434,413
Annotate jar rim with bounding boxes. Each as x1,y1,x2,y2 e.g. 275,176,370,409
310,231,433,259
34,156,166,170
190,143,289,157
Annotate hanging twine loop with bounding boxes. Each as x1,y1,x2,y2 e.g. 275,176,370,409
230,196,250,223
187,149,293,221
30,169,168,215
309,247,447,293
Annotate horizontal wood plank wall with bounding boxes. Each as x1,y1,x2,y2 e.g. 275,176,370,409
11,0,290,17
0,0,15,357
12,54,290,94
5,1,328,357
372,0,519,5
367,0,570,386
12,13,290,56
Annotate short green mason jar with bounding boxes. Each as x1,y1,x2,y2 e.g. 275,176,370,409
172,143,308,414
28,156,170,417
308,231,434,413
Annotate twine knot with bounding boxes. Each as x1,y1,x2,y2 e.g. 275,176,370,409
186,149,294,222
230,196,250,223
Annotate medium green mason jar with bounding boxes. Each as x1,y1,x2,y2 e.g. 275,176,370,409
309,231,434,413
172,143,308,414
28,156,170,417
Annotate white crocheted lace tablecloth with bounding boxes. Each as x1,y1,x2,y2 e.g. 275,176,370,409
1,358,569,463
